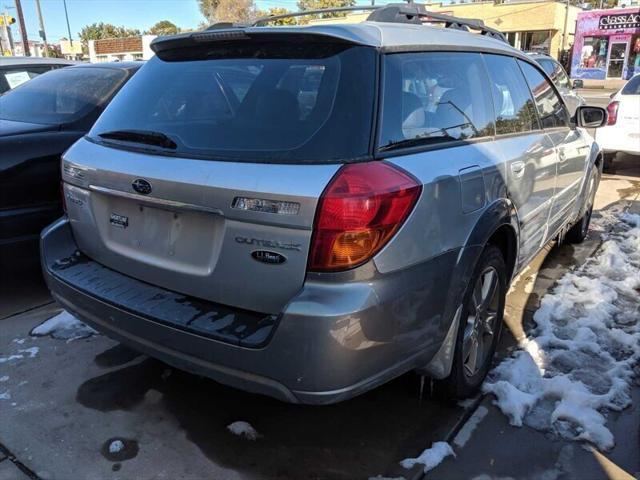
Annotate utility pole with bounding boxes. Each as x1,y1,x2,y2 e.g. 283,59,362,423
63,0,73,46
35,0,48,57
14,0,28,56
561,0,570,54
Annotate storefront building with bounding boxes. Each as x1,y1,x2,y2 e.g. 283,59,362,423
570,7,640,87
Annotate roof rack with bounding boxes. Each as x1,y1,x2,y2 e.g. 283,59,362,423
246,2,507,44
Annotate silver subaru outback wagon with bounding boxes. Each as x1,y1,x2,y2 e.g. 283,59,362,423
41,4,608,404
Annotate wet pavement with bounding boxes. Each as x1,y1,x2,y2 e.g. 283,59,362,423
1,156,639,480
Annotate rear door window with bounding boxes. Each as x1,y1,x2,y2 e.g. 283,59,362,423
89,43,376,163
378,52,495,151
518,60,570,129
483,55,540,135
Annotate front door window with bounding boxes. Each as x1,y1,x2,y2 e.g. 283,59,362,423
607,43,627,78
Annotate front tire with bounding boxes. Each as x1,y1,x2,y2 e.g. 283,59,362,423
436,245,506,399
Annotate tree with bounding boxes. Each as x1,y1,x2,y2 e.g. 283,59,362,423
254,7,298,26
78,23,141,44
214,0,256,23
296,0,356,20
198,0,220,23
147,20,179,36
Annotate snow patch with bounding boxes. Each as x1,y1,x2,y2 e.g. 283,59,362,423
227,421,260,441
31,311,97,341
484,212,640,451
0,347,39,364
108,440,124,454
400,441,455,473
0,376,9,382
0,391,10,400
12,338,25,345
453,406,489,448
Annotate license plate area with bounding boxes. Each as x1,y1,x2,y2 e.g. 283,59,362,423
91,191,223,275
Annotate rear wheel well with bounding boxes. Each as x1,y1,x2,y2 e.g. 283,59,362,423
487,225,517,282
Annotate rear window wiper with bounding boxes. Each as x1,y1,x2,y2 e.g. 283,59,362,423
379,124,474,153
379,133,457,152
97,129,177,150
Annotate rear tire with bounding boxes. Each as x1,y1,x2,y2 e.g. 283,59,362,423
566,166,600,244
603,152,616,173
435,245,506,399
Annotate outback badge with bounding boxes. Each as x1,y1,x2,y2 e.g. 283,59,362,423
252,250,286,265
110,213,129,229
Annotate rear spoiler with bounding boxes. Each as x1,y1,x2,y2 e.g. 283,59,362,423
150,28,371,57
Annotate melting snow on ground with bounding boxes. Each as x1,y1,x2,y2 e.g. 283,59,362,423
31,311,97,341
400,441,455,474
0,347,39,363
227,421,260,440
484,212,640,451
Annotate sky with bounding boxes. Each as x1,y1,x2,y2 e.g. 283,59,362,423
7,0,394,44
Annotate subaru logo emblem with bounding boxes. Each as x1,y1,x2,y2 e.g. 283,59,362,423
132,178,152,195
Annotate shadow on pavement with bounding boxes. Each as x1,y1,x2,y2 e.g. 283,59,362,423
76,350,463,480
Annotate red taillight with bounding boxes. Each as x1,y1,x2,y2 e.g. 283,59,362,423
606,101,619,125
308,162,422,272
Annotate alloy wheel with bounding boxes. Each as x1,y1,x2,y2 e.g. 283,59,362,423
462,266,500,377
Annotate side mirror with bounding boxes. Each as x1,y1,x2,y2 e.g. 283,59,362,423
572,79,584,89
573,106,607,128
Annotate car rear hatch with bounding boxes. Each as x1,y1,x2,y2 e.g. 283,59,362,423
61,33,377,314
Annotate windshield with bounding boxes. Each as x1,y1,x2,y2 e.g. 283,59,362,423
0,67,127,125
88,42,376,163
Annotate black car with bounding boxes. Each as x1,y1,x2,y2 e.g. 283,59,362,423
0,56,79,94
0,62,141,268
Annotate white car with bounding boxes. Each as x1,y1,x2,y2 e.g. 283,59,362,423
597,74,640,170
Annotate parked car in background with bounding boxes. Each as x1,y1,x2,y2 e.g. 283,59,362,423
597,74,640,171
0,62,141,268
0,56,79,94
527,52,585,115
42,5,607,404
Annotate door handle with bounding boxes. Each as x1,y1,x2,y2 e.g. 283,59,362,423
510,161,526,178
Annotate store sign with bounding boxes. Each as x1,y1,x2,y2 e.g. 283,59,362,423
599,12,640,30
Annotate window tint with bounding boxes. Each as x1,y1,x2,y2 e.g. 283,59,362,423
90,43,376,163
518,60,569,129
538,58,570,90
483,55,539,135
621,75,640,95
379,52,495,150
0,67,127,124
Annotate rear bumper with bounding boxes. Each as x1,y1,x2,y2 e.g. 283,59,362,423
42,217,459,404
597,127,640,156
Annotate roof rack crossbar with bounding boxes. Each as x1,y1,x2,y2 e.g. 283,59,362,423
365,4,507,43
211,3,507,44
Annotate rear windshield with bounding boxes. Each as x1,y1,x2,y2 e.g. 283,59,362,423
0,67,127,124
621,75,640,95
88,42,376,163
